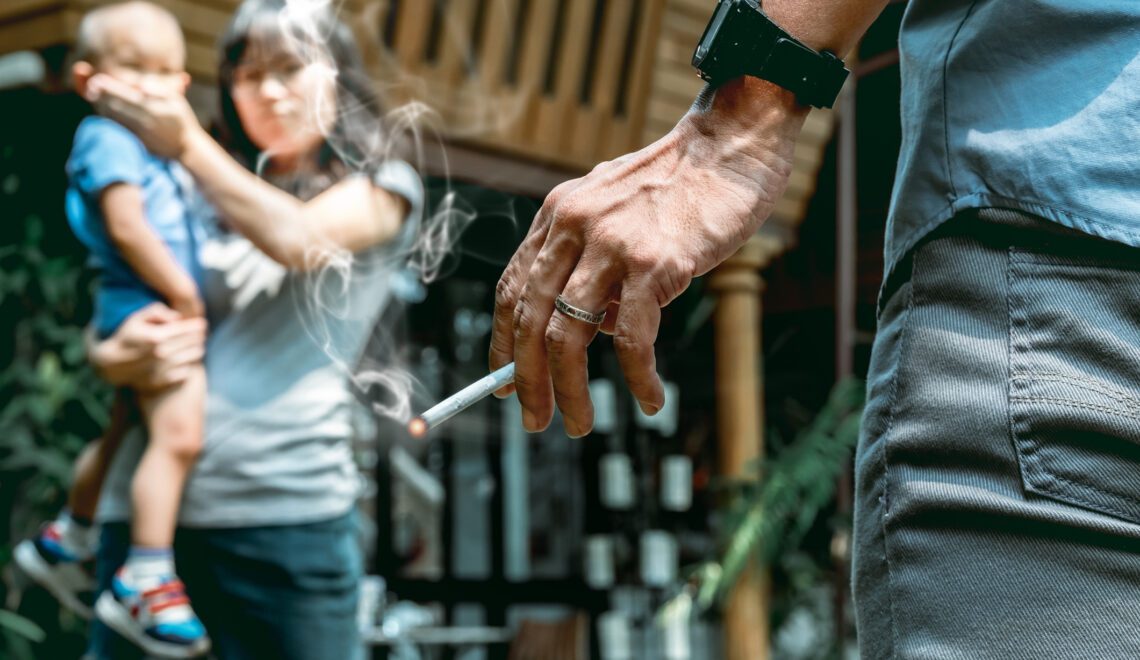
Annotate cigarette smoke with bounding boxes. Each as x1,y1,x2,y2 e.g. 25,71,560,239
263,0,517,426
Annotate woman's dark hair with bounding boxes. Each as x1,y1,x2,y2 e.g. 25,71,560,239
215,0,391,198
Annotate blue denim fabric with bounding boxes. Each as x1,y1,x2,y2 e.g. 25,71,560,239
854,211,1140,658
88,513,363,660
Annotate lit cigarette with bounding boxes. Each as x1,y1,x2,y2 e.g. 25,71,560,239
408,363,516,438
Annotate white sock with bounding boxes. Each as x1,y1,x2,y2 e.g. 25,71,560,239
54,511,98,559
124,547,176,587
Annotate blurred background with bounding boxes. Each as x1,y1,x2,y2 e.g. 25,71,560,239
0,0,906,657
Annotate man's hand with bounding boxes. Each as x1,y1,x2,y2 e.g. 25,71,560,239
490,79,808,437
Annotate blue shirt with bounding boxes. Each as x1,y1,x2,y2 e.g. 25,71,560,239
889,1,1140,273
66,116,203,334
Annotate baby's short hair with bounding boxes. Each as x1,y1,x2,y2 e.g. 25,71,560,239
74,1,183,64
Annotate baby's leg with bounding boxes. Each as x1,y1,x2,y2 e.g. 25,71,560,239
93,366,210,657
132,365,205,548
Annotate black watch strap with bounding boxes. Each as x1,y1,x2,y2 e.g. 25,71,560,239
693,0,850,109
756,36,849,109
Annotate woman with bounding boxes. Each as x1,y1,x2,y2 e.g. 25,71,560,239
83,1,422,657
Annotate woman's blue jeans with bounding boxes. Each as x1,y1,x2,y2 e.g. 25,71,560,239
854,210,1140,658
88,512,363,660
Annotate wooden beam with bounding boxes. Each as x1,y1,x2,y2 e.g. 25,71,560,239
421,139,578,198
622,0,664,153
708,236,786,660
0,8,79,55
0,0,62,26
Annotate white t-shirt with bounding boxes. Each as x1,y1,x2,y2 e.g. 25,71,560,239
97,160,423,527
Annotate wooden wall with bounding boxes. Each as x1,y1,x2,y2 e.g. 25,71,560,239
644,0,836,227
0,0,834,228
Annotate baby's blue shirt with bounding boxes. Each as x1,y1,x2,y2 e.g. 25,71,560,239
65,116,204,336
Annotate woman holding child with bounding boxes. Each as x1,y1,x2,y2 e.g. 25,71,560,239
69,0,419,657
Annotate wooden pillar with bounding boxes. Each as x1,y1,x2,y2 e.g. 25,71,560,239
709,235,781,660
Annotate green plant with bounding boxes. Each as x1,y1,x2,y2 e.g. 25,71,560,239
1,133,108,658
693,378,864,610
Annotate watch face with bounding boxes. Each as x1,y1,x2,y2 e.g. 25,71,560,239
694,0,732,65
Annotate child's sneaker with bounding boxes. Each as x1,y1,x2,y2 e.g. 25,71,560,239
95,569,210,658
13,522,97,619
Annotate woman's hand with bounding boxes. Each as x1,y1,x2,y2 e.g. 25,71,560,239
89,303,207,392
85,73,203,159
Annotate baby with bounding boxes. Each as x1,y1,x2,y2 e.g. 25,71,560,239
14,2,209,657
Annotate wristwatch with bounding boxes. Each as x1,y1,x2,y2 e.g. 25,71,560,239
692,0,850,109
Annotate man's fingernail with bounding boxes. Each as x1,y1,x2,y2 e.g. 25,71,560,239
639,401,660,416
566,423,590,439
522,408,538,432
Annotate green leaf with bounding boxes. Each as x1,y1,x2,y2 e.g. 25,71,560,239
700,378,866,609
0,609,46,643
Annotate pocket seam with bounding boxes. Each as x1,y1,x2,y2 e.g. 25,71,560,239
1010,395,1140,422
1008,249,1140,524
1012,372,1140,412
1016,410,1140,508
1022,440,1140,516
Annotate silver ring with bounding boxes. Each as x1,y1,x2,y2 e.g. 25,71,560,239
554,294,606,325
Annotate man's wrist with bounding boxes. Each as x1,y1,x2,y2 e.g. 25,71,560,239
684,76,808,160
708,76,808,123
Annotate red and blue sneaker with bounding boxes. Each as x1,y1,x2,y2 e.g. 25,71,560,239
95,569,211,658
13,522,97,618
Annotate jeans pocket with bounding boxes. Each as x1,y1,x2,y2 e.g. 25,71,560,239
1008,246,1140,524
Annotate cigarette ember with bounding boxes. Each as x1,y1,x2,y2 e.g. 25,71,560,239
407,363,516,437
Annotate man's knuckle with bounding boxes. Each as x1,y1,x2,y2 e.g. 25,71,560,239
547,179,576,206
495,273,516,301
625,250,656,274
513,303,535,337
613,333,647,356
552,200,587,231
511,369,537,392
544,321,573,355
489,330,512,354
495,278,518,314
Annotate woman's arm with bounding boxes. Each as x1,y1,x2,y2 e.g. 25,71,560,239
87,74,410,271
178,128,408,270
88,303,207,392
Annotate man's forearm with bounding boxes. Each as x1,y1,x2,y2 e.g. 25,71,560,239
701,0,892,115
688,1,891,169
764,0,893,59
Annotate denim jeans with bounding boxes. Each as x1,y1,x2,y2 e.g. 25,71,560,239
853,210,1140,658
88,512,363,660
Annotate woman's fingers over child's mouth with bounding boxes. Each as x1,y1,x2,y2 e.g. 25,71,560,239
86,73,137,100
86,74,151,128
